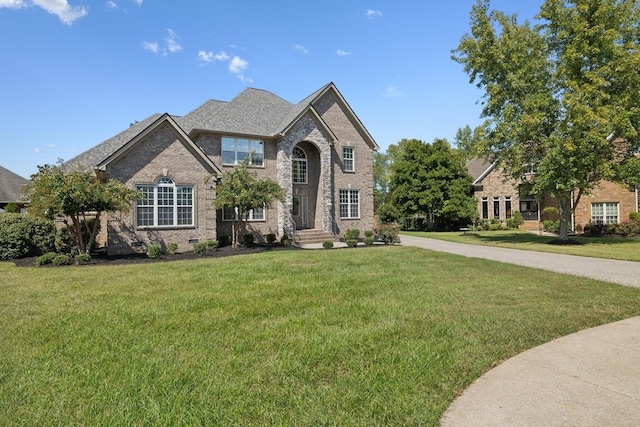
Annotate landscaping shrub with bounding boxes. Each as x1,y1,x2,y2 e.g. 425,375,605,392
543,220,560,233
166,242,178,255
507,211,524,229
322,240,334,249
488,222,502,231
345,228,360,240
363,237,374,245
364,230,374,238
147,244,161,259
614,220,640,237
242,233,255,245
0,214,55,260
53,254,71,266
629,212,640,223
476,218,490,231
75,254,91,265
376,223,400,244
281,231,290,245
193,241,207,255
205,239,220,251
3,202,19,213
266,233,277,244
346,239,358,248
36,252,57,266
218,235,231,247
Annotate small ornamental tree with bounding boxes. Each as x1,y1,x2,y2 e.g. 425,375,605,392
213,160,285,248
23,164,141,254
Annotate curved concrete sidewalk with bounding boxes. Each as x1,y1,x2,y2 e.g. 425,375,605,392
397,235,640,426
400,234,640,288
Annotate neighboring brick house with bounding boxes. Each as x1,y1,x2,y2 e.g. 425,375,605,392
0,165,29,213
467,158,639,232
65,83,379,255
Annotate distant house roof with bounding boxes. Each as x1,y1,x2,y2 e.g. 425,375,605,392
64,83,378,172
0,165,29,203
466,157,495,185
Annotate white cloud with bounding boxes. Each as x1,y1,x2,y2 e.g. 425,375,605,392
165,28,181,54
0,0,87,24
229,56,248,74
366,9,382,19
197,50,214,64
384,85,405,97
142,41,159,53
106,1,117,9
132,0,142,4
214,50,229,61
336,49,351,56
294,44,308,54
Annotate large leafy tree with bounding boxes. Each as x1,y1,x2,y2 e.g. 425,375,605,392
388,138,477,230
24,165,141,254
373,151,391,211
453,0,640,241
214,160,285,248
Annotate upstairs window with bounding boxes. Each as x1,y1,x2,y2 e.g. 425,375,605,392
222,137,264,166
343,146,354,172
136,177,193,227
292,146,307,184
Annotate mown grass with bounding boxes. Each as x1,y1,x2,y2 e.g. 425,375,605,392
403,230,640,262
1,246,639,426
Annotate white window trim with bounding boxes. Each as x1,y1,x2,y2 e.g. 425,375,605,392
292,146,308,184
135,178,194,228
221,136,264,167
222,206,266,222
591,202,619,224
339,189,360,219
343,146,355,172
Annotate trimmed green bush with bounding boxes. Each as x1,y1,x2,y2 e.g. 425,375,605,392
543,220,560,233
630,212,640,223
166,242,178,255
376,223,400,244
364,230,374,238
205,239,219,251
322,240,334,249
75,254,91,265
36,252,57,266
363,237,374,245
242,233,255,245
346,239,358,248
147,244,161,259
193,242,207,255
53,254,71,266
0,214,55,260
345,229,360,240
3,202,19,213
266,233,277,244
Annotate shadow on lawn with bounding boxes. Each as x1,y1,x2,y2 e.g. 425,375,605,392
466,231,638,246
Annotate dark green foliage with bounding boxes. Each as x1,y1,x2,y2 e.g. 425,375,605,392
166,243,178,255
36,252,57,266
543,220,560,234
346,239,358,248
266,233,277,244
217,235,231,247
322,240,334,249
242,233,255,245
281,231,290,245
376,223,401,244
53,254,70,266
75,254,91,265
3,202,19,213
364,230,374,238
375,202,399,224
205,240,219,251
0,214,55,260
146,244,161,259
345,229,360,240
363,237,374,246
630,212,640,223
193,239,219,255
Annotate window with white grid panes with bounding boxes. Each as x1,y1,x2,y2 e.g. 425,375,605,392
135,177,193,227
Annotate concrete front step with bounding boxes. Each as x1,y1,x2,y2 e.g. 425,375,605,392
294,229,336,245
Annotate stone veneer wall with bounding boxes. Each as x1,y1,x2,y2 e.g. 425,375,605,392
106,123,216,255
474,167,521,221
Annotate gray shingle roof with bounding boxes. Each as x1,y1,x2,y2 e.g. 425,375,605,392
0,165,29,203
466,157,494,183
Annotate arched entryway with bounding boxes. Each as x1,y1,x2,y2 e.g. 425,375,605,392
291,142,321,229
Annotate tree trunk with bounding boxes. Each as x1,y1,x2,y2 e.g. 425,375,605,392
556,195,572,242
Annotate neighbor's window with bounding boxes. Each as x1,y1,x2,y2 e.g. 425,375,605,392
505,197,512,219
292,146,307,184
222,137,264,166
136,177,193,227
493,197,500,219
481,197,489,219
339,189,360,219
343,146,354,172
591,202,619,224
222,206,265,221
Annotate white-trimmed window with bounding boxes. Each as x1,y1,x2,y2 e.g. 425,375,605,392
339,189,360,219
292,146,307,184
493,197,500,219
222,206,265,221
222,137,264,166
136,177,193,227
591,202,619,224
343,146,354,172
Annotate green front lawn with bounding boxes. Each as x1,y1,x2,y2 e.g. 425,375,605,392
2,247,639,425
403,230,640,262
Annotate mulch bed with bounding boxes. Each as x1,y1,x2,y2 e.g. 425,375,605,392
11,244,302,268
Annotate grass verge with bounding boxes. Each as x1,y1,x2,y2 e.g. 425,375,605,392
403,230,640,262
1,246,639,425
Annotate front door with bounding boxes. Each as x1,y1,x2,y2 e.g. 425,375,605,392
292,194,308,229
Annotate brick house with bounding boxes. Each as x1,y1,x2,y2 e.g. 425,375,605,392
467,158,639,232
0,165,29,213
65,83,379,255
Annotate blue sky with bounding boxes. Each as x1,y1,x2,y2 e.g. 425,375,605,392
0,0,542,179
